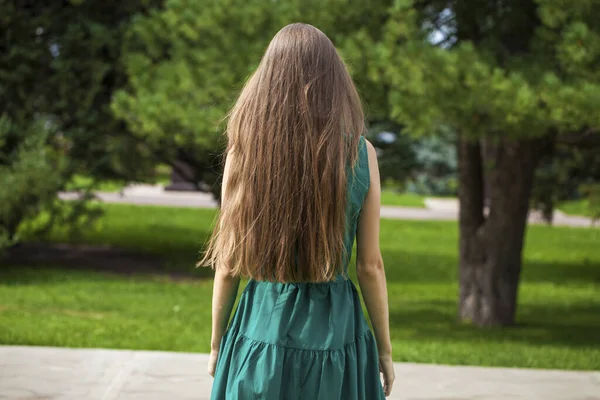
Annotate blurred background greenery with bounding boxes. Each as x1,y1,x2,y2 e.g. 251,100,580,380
1,0,599,370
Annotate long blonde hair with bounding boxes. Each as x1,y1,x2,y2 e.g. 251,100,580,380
200,23,364,282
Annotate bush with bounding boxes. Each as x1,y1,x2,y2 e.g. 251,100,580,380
406,126,457,196
0,116,64,251
581,184,600,222
366,121,418,188
532,142,600,223
0,116,105,254
369,122,458,197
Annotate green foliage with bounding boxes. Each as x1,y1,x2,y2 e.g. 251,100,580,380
581,184,600,221
367,122,418,187
0,116,64,250
113,0,266,152
368,122,457,196
0,0,160,185
368,1,600,139
532,143,600,222
409,127,457,196
0,1,161,249
112,0,394,187
0,115,104,253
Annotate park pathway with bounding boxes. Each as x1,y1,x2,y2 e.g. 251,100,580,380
1,346,598,400
60,184,595,227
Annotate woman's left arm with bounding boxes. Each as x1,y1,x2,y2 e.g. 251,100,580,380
208,151,241,376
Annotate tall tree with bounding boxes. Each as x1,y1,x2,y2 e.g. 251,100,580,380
0,0,160,249
112,0,393,194
371,0,600,325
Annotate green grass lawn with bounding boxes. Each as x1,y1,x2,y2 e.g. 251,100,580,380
1,204,599,370
65,175,126,193
65,166,172,193
379,191,598,220
380,191,426,207
559,199,594,218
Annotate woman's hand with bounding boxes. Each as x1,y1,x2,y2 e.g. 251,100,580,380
379,354,395,397
208,349,219,377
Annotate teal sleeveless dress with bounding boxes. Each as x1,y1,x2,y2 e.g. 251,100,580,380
211,137,385,399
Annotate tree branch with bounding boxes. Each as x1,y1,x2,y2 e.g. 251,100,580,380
557,127,600,147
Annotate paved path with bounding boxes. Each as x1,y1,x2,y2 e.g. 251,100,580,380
59,184,596,227
1,346,598,400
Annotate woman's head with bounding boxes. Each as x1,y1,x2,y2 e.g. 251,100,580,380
228,23,364,154
201,23,365,282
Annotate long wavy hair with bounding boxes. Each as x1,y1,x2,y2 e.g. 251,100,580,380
199,23,365,282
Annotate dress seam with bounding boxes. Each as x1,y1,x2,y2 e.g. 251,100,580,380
246,277,354,291
236,329,374,353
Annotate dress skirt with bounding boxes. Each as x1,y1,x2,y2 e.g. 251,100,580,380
210,278,386,399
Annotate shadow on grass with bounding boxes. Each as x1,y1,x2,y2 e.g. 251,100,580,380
381,249,600,285
1,237,215,285
389,299,600,349
4,244,598,287
0,264,214,286
59,224,212,269
42,214,214,272
26,203,600,284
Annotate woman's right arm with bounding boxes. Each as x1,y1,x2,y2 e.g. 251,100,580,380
356,139,394,397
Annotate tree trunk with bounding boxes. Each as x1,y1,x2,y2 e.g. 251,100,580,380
165,149,201,192
458,134,542,326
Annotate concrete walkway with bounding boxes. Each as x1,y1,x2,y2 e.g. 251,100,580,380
59,184,596,227
1,346,598,400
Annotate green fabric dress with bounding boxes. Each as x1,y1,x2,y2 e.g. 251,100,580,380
211,136,385,400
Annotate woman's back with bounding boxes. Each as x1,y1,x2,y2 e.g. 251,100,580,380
203,23,394,399
210,137,385,399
